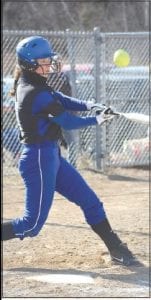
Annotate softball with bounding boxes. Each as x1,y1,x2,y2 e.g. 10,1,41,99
113,49,130,67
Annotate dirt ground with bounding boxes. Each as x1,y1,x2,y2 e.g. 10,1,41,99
2,167,150,298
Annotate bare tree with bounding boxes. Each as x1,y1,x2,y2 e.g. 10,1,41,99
144,1,149,29
60,1,77,26
122,1,128,32
3,1,148,32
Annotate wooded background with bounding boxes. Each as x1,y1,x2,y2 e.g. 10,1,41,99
3,1,149,32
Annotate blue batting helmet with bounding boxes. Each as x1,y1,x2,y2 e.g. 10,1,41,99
16,36,56,71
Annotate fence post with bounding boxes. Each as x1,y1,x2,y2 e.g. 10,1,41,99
100,33,107,172
65,29,79,167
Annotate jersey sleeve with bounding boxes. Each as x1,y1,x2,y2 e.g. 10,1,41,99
55,91,88,111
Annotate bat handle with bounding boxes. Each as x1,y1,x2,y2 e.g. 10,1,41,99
104,108,121,116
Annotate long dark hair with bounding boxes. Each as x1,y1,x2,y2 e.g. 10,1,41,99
9,65,22,97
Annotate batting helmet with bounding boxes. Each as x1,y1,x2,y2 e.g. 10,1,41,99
16,36,56,71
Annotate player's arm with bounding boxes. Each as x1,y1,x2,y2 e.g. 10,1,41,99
54,91,97,112
51,106,115,130
51,112,97,130
32,90,113,130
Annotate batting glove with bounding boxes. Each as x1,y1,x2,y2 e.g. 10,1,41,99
86,101,105,111
96,107,115,125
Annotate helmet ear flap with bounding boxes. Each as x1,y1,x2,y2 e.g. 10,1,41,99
17,58,38,72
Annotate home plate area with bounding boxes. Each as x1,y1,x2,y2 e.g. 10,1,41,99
27,273,94,284
2,265,149,298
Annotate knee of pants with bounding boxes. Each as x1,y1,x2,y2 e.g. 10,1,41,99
27,212,50,237
13,216,45,239
27,225,43,237
25,217,46,238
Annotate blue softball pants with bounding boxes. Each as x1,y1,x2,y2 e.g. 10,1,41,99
12,141,106,239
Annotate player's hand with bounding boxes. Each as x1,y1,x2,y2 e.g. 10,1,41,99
96,107,115,125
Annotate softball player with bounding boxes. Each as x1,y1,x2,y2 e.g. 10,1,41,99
2,36,142,266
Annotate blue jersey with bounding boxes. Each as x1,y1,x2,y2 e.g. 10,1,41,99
16,71,97,144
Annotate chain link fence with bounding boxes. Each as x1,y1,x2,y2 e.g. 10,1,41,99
2,29,149,175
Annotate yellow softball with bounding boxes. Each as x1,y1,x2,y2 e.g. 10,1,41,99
113,49,130,67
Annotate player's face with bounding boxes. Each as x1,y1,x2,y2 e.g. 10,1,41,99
35,58,52,78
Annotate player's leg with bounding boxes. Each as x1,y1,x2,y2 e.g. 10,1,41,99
56,157,106,224
55,157,142,266
2,144,60,240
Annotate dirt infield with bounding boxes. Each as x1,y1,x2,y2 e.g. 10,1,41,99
2,167,150,298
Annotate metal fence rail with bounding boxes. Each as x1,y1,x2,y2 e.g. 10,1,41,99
2,29,149,175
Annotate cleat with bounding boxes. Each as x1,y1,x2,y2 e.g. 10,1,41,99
110,243,143,267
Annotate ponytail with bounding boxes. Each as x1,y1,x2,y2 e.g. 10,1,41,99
9,65,22,97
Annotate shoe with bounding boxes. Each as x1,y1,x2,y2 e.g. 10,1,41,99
110,243,143,266
2,221,16,241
